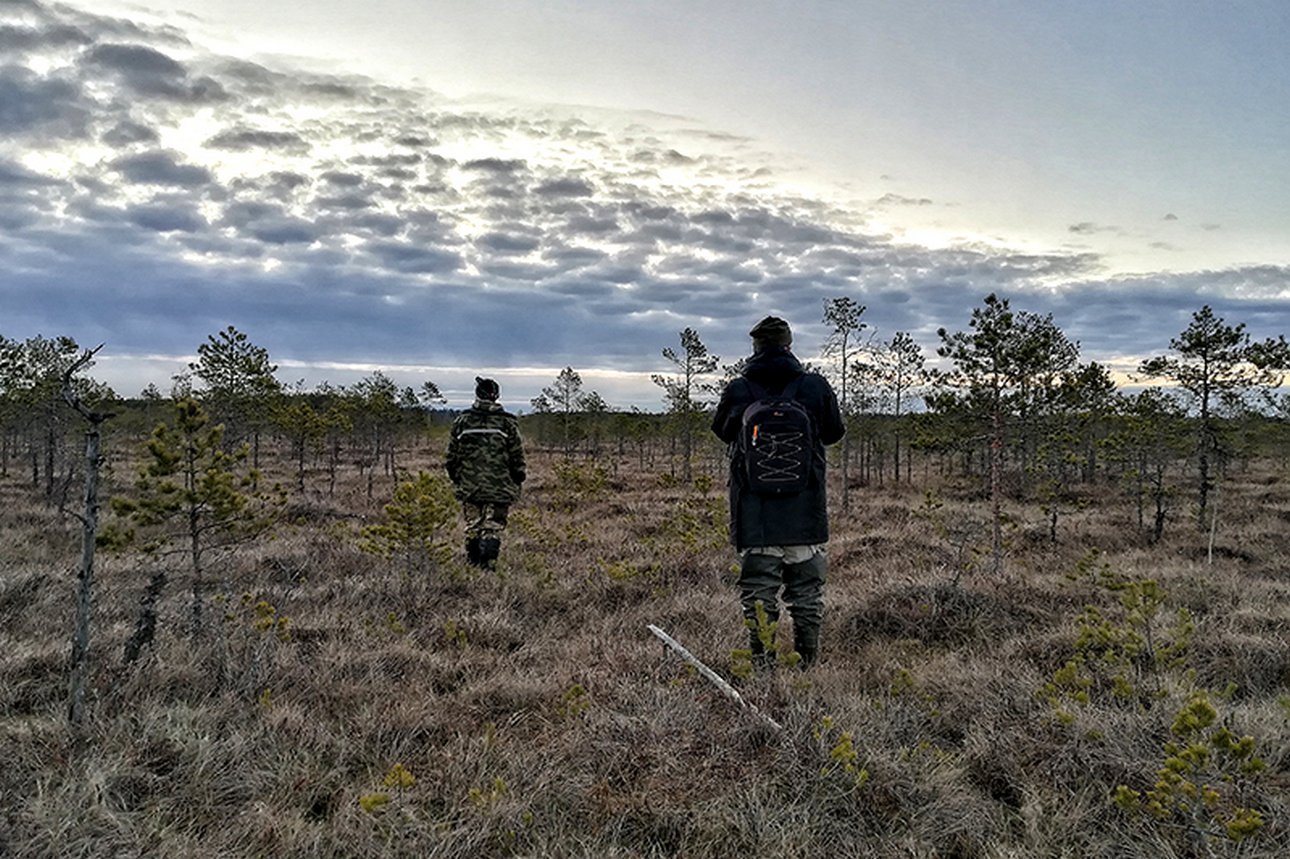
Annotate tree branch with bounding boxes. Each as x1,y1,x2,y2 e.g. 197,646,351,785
61,344,114,424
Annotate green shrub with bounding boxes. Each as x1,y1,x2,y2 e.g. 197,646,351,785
1042,551,1193,719
357,471,458,575
1115,691,1266,843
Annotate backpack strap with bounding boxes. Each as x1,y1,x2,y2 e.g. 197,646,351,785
780,375,806,400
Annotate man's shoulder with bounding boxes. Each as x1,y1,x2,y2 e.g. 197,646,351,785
794,370,836,394
721,375,761,408
741,369,833,395
785,373,838,423
454,409,520,439
453,408,505,427
477,407,520,426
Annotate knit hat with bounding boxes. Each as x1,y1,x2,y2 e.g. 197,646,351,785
749,316,792,351
474,377,500,401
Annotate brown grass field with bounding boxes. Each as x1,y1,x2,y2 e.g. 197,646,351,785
2,435,1289,858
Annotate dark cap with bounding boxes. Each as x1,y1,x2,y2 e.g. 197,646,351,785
474,376,500,401
749,316,792,350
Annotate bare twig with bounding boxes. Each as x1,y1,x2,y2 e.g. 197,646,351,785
60,344,112,422
647,624,782,731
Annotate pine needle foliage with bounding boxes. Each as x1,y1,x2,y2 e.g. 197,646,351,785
1114,692,1267,844
104,396,282,632
357,470,458,575
731,600,801,678
1042,551,1193,719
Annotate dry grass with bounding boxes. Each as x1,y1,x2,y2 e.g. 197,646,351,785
2,442,1289,858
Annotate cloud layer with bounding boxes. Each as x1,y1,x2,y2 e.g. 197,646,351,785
2,1,1286,404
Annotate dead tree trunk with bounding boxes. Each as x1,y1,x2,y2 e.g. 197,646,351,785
990,408,1004,577
123,571,167,665
62,346,111,730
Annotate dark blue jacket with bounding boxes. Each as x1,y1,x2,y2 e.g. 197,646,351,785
711,347,844,549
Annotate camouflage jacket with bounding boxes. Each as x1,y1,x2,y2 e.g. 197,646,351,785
445,401,526,504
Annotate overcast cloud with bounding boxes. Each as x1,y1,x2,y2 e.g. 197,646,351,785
1,0,1286,406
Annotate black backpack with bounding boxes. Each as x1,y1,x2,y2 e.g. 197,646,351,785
738,376,814,495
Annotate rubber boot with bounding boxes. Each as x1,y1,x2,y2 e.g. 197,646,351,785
783,552,826,669
465,537,484,568
793,624,820,668
478,535,501,570
748,630,774,672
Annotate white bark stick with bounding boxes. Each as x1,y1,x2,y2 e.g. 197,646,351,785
647,624,782,731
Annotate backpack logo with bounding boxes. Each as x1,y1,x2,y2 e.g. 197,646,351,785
739,377,813,495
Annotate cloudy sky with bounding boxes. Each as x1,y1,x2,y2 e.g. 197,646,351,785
2,0,1287,406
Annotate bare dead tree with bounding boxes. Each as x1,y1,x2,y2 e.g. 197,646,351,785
61,345,112,730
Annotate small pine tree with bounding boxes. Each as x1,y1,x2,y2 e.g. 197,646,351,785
652,329,719,481
106,397,282,635
533,366,593,457
1140,306,1287,528
189,326,281,467
272,396,327,494
822,297,866,504
934,294,1079,575
357,471,459,575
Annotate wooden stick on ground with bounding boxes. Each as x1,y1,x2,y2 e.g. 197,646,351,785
647,624,783,731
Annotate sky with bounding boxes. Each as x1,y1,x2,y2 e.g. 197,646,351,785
2,0,1287,407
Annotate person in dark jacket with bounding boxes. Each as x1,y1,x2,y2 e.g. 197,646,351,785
445,377,526,569
711,316,845,666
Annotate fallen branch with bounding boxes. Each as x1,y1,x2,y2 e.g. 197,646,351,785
647,624,782,731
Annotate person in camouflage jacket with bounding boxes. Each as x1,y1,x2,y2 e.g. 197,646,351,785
445,377,526,568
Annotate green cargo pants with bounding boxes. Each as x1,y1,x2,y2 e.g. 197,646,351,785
462,501,509,540
462,502,509,568
737,548,826,665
